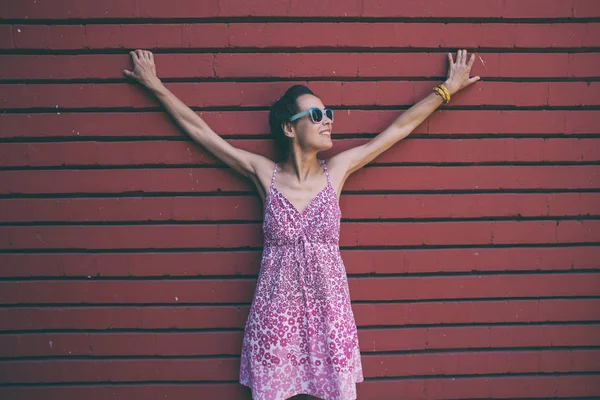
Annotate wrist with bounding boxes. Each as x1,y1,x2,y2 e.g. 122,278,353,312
146,78,164,93
443,80,459,96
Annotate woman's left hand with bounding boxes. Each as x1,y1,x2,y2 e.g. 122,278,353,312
443,49,481,95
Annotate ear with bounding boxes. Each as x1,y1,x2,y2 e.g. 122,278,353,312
281,121,295,140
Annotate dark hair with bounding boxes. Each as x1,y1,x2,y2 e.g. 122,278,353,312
268,84,314,160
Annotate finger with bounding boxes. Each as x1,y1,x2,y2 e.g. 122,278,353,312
130,50,140,64
467,53,475,69
468,76,481,84
460,49,466,65
148,51,154,62
135,49,144,61
447,52,454,65
123,69,136,79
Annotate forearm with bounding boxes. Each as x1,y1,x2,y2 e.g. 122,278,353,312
371,81,453,153
392,91,443,134
388,80,457,137
149,81,211,139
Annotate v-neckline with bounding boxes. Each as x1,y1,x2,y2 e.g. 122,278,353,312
272,184,329,216
270,160,330,216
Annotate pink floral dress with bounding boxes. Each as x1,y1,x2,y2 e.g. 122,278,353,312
240,159,364,400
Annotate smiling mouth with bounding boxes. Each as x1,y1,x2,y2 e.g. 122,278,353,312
320,130,331,136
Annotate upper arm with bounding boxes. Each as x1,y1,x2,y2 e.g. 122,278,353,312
330,140,381,178
187,124,275,201
188,123,271,180
330,125,409,179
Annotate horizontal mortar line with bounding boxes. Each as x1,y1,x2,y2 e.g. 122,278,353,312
402,372,600,385
1,270,600,282
0,323,595,339
0,242,600,254
2,215,600,227
3,216,600,226
3,267,600,278
1,355,236,362
1,190,600,201
2,346,600,362
366,371,600,381
451,396,598,400
346,267,600,276
2,77,600,85
2,134,600,145
466,396,599,400
3,105,600,114
357,321,600,328
4,161,600,172
327,269,572,276
2,16,600,24
2,270,599,282
1,322,599,335
2,17,600,25
25,133,600,143
0,302,600,314
0,298,598,310
0,263,599,274
0,243,597,254
8,160,595,168
1,243,600,254
0,77,599,86
0,189,598,198
351,296,600,303
1,371,599,388
0,191,598,201
2,322,599,336
2,46,600,56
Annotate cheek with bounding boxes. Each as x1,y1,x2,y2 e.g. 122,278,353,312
310,122,323,134
297,123,319,141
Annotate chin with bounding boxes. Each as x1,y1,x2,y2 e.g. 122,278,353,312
319,141,333,151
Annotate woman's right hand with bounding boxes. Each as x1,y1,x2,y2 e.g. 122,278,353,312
123,49,162,90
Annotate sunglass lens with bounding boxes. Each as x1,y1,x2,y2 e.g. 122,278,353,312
310,108,323,123
325,109,334,122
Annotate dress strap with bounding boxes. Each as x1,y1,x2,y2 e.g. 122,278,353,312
270,162,278,189
321,159,332,187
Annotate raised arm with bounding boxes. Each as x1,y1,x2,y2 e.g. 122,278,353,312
123,49,272,182
329,49,480,179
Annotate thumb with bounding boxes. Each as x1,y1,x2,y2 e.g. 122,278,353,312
468,76,481,84
123,69,136,79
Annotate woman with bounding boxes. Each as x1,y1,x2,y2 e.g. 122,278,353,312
124,49,479,400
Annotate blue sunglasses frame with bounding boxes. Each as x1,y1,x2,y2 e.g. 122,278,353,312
289,107,334,123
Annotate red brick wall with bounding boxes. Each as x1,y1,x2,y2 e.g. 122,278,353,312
1,1,600,398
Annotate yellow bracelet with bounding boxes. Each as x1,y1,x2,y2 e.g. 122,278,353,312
433,87,447,102
433,85,450,103
439,84,451,101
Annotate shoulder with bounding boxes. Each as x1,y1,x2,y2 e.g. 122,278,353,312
324,153,352,180
322,155,351,198
252,155,278,189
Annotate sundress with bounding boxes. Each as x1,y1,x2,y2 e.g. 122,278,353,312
239,159,364,400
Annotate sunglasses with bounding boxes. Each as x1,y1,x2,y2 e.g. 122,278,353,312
289,107,334,124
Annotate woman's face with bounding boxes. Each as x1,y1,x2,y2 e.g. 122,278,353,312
287,94,333,153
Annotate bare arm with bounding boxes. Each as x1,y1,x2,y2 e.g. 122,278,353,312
123,49,271,181
330,49,480,178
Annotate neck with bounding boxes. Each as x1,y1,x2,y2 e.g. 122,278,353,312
281,150,321,183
